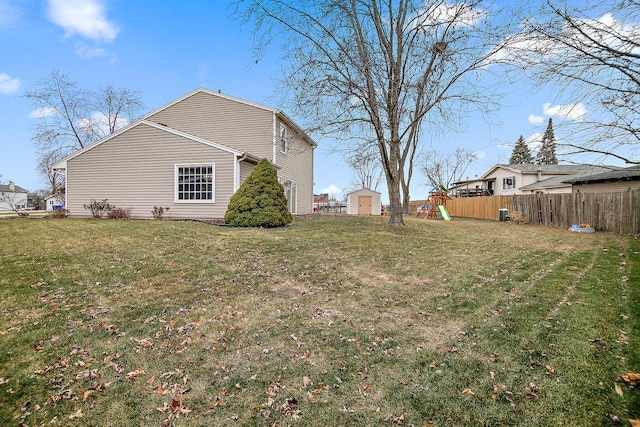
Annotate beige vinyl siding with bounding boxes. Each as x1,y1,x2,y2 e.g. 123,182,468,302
65,123,236,219
572,181,640,193
147,91,274,160
239,161,254,184
273,119,314,215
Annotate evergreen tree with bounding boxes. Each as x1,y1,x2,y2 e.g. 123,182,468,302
509,135,534,164
536,118,558,164
224,158,293,227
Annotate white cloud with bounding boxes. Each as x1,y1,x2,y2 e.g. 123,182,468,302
75,43,108,58
47,0,119,43
416,2,486,29
321,184,343,197
528,114,544,124
0,73,21,94
542,102,588,121
473,150,486,159
0,0,21,27
77,111,129,137
28,107,58,118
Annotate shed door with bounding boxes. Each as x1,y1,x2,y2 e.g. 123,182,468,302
358,195,372,215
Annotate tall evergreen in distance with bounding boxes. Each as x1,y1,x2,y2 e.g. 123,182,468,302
509,135,534,164
536,118,558,164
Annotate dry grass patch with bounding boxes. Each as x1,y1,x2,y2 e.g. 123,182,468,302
0,216,638,426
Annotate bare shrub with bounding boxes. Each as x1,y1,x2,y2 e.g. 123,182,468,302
83,199,114,219
509,211,528,224
152,206,170,220
108,207,132,219
48,209,69,218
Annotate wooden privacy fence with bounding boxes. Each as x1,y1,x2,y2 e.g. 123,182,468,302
410,190,639,235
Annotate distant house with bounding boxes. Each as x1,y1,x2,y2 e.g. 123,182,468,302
478,164,620,195
52,88,316,220
563,165,640,193
449,179,489,198
44,194,65,211
0,181,29,210
346,188,381,215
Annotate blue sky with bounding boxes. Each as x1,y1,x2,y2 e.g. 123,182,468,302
0,0,630,203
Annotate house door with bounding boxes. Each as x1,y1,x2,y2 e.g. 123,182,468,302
284,180,297,214
358,195,372,215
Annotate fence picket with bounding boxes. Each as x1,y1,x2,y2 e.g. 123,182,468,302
409,190,639,235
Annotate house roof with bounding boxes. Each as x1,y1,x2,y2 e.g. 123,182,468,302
0,183,28,193
143,88,317,148
479,163,619,180
562,165,640,184
51,88,316,170
346,188,381,196
52,120,260,170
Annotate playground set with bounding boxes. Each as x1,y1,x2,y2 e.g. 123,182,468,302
416,185,451,220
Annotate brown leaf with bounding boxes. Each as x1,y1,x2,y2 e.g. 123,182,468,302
615,383,624,396
303,376,312,388
68,409,83,419
630,420,640,427
620,373,640,385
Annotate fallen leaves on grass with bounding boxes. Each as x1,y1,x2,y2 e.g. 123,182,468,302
619,373,640,386
280,397,300,420
125,368,145,381
384,414,404,424
157,394,192,426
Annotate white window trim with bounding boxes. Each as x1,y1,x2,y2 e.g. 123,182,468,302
279,125,287,154
174,163,216,203
503,176,516,190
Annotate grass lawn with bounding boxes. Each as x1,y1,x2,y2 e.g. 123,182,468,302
0,215,638,426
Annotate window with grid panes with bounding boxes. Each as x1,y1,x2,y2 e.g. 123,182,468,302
175,164,214,202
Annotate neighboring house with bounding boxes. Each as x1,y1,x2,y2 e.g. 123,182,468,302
478,164,619,195
44,194,65,211
0,181,28,210
449,179,489,198
563,165,640,193
346,188,381,215
52,88,316,220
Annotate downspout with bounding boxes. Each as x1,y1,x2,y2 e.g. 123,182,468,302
272,113,277,164
235,153,249,192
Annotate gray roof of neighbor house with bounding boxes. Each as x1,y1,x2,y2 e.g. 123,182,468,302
479,163,617,180
0,182,28,193
519,165,621,190
562,165,640,184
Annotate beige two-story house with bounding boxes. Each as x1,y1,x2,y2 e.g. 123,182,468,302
52,88,316,220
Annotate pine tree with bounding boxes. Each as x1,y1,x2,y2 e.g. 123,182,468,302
224,158,293,227
509,135,534,164
536,118,558,164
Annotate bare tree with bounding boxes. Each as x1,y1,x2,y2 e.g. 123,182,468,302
511,0,640,164
37,151,65,197
420,148,478,190
23,70,144,193
236,0,514,225
345,145,384,191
